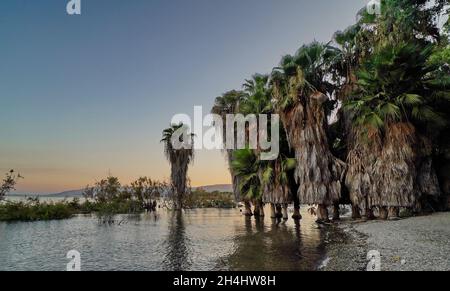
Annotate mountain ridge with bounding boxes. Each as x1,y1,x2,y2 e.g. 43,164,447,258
9,184,233,198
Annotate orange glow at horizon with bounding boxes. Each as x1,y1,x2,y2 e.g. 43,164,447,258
5,150,231,194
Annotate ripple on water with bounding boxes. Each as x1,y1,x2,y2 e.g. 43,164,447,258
0,207,325,271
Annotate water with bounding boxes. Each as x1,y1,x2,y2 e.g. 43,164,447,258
0,207,326,271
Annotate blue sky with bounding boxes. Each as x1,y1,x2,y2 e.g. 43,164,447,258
0,0,365,193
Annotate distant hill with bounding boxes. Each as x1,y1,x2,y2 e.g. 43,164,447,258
48,189,84,198
193,184,232,193
8,184,233,198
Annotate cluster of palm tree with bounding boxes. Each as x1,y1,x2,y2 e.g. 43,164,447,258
208,0,450,222
161,0,449,220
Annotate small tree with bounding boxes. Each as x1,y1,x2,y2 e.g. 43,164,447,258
82,176,121,203
130,177,165,205
0,170,22,201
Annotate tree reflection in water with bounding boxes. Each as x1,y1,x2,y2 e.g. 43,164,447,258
162,211,192,271
223,207,324,271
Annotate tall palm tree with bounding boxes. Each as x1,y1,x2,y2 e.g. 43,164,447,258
240,74,273,217
271,42,346,222
342,0,449,219
161,124,195,210
344,42,448,218
211,90,246,208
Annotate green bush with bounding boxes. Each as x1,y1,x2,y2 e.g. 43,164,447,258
0,200,74,221
184,190,236,209
0,198,145,222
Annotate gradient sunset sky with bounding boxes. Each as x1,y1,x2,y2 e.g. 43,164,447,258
0,0,364,194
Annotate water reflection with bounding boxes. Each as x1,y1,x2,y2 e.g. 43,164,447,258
221,207,324,271
162,211,192,271
0,207,325,271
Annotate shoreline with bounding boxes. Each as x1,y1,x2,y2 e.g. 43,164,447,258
321,212,450,271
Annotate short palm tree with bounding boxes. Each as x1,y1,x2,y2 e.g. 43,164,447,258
161,124,195,210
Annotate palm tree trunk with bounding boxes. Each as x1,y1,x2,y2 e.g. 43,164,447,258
388,207,400,220
345,127,381,220
352,205,361,219
367,208,376,220
228,151,241,202
317,204,330,223
292,197,302,220
332,203,340,221
275,204,283,219
379,206,388,220
282,204,288,220
278,92,345,209
243,201,253,216
259,203,265,217
372,123,417,209
270,203,277,219
175,196,183,211
253,200,261,217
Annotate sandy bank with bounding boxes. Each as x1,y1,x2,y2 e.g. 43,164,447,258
322,212,450,271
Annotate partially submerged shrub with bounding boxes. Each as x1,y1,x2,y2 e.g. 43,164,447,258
183,190,236,209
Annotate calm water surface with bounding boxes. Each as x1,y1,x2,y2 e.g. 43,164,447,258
0,207,326,271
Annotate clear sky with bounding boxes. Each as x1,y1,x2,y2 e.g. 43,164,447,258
0,0,365,194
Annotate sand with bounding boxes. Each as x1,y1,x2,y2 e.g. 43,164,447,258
321,212,450,271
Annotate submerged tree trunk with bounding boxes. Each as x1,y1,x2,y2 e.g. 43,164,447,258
282,204,289,220
253,199,263,217
316,204,330,223
270,203,277,219
292,196,302,220
259,203,265,217
332,203,340,221
243,201,253,216
261,160,293,207
275,204,283,219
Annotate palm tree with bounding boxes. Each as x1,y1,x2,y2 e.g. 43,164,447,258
344,42,448,218
230,147,297,220
271,42,346,222
341,0,450,219
211,90,248,211
240,74,273,217
211,90,252,216
161,124,195,210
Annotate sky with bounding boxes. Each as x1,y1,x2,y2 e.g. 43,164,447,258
0,0,365,194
